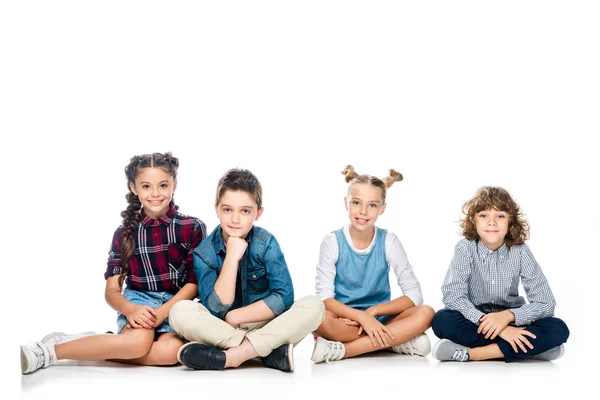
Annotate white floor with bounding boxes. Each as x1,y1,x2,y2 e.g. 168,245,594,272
11,328,592,400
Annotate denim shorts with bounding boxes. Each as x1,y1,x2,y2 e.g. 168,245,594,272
116,287,176,334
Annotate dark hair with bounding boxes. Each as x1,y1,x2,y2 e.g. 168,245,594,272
215,168,262,209
460,186,530,247
119,152,179,287
341,165,403,204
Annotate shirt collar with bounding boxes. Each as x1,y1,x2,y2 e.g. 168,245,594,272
477,240,508,259
140,203,176,228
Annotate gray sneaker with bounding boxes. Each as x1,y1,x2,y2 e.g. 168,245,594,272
531,345,564,361
21,342,51,374
431,339,470,362
41,331,96,345
311,337,345,363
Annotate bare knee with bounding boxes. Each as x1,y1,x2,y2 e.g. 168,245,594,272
150,337,184,365
314,311,348,340
415,305,435,330
122,336,154,359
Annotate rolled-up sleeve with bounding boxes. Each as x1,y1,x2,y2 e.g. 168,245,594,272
261,236,294,315
386,233,423,306
104,228,123,279
194,250,232,319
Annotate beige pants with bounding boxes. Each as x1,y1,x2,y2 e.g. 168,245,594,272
169,295,325,357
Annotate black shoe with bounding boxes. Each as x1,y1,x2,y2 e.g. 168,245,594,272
261,343,294,372
178,342,226,370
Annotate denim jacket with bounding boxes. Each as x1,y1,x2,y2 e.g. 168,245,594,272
194,225,295,319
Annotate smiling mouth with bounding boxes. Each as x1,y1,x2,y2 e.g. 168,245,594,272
148,200,164,206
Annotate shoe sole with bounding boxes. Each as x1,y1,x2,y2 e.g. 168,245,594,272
20,345,31,374
285,343,294,372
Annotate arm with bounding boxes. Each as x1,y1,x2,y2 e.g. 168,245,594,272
254,235,294,316
104,275,157,329
154,283,198,325
371,232,422,316
225,300,276,328
442,241,486,325
213,237,247,305
196,249,233,319
510,245,556,326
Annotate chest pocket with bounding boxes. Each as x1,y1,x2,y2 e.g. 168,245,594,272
168,243,190,281
247,267,269,294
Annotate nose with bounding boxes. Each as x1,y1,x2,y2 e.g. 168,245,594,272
360,205,368,215
232,211,241,224
151,187,160,197
487,216,497,226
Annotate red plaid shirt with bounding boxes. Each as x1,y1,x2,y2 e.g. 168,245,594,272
105,204,206,293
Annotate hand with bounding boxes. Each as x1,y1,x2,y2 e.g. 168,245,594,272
226,237,248,261
356,311,395,348
498,326,536,353
125,304,158,329
478,311,514,339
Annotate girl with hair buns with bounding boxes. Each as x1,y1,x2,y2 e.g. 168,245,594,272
311,165,434,363
20,152,207,374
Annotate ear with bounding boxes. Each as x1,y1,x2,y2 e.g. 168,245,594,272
344,196,348,210
255,207,264,221
214,204,219,217
380,203,387,215
129,182,138,196
172,180,177,194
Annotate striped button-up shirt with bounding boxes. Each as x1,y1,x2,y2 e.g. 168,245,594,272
105,204,207,293
441,239,555,326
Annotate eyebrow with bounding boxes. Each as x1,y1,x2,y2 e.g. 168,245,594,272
220,204,254,209
139,180,170,185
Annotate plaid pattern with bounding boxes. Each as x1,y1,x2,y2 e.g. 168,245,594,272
441,239,556,326
105,204,207,293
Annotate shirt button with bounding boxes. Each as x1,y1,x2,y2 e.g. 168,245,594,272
252,274,256,279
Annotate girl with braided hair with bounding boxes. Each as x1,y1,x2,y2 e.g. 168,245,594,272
21,152,207,374
311,165,434,363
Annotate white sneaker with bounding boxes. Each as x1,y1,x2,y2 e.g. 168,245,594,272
41,331,96,345
311,337,345,363
391,333,431,356
21,342,51,374
431,339,470,362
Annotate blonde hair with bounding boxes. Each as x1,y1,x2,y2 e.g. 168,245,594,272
341,165,403,203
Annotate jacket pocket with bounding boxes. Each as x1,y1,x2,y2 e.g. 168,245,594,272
247,267,268,294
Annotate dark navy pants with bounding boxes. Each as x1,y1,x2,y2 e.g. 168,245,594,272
431,309,570,362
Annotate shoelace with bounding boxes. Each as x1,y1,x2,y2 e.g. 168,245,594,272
452,347,469,362
324,341,345,363
398,341,417,356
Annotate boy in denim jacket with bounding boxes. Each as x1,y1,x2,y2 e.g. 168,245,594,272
169,168,324,372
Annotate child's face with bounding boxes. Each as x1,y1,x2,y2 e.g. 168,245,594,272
130,167,176,219
475,208,509,250
345,183,386,233
216,190,263,242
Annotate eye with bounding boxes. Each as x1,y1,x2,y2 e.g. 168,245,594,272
478,214,486,218
223,207,231,213
242,209,251,214
160,183,168,188
369,203,377,208
352,200,359,205
142,184,150,189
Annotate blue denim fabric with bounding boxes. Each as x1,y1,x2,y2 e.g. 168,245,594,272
116,287,176,334
194,225,294,319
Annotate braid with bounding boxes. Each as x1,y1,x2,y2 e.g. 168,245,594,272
117,151,179,287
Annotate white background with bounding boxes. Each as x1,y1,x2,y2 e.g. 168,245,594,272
2,1,598,399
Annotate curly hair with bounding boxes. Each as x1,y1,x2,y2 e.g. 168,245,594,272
460,186,530,247
341,165,403,204
215,168,262,209
119,152,179,287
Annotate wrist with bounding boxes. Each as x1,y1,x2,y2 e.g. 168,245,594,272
366,306,378,317
504,310,515,323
